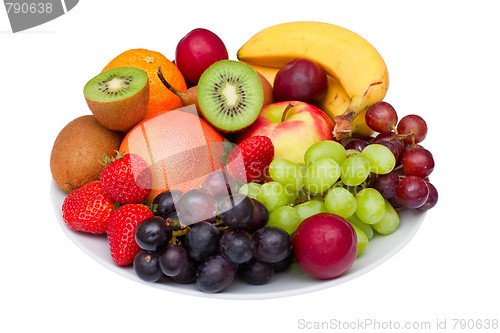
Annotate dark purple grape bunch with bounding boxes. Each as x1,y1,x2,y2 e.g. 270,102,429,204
132,171,295,293
358,101,438,211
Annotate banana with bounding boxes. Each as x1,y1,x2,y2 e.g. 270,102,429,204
240,62,279,87
237,21,388,139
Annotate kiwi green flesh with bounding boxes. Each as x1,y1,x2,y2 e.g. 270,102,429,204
197,60,264,132
84,67,148,102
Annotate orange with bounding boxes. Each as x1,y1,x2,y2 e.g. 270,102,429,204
120,108,226,203
102,49,187,118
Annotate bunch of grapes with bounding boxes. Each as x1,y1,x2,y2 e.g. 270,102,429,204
132,171,294,293
236,101,437,256
362,101,437,211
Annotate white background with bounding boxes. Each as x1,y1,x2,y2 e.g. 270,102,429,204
1,0,499,332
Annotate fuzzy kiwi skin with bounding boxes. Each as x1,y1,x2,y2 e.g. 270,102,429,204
85,81,149,132
50,115,122,193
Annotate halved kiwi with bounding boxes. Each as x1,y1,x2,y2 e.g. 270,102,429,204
197,60,263,132
84,67,149,132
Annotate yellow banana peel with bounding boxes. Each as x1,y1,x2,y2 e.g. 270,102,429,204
238,21,388,139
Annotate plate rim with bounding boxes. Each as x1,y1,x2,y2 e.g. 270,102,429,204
51,180,425,300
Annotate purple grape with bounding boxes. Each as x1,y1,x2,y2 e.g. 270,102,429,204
344,139,370,152
396,176,429,208
387,196,406,211
153,190,183,218
273,250,295,273
401,148,434,178
196,254,237,293
177,189,218,225
418,182,438,211
239,258,275,285
219,194,254,229
370,171,400,199
185,221,221,262
374,132,405,156
133,251,163,282
135,216,172,251
252,227,292,263
220,229,253,264
397,114,428,144
159,243,188,277
244,199,269,233
365,101,398,133
201,171,238,199
169,257,198,284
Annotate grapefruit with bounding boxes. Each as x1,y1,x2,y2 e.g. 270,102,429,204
120,108,226,203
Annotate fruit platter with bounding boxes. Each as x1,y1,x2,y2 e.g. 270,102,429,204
50,21,438,297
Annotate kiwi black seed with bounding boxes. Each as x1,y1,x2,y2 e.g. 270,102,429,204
196,60,263,132
84,67,149,132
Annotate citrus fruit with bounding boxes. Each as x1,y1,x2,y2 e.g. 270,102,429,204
102,49,187,118
119,108,226,203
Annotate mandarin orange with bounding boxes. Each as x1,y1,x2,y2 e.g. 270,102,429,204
102,49,187,118
120,107,226,203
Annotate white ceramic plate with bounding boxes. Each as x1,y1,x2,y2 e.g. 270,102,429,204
51,180,425,300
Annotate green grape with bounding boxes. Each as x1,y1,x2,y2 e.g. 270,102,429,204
355,188,385,224
361,144,396,175
372,200,400,235
304,140,346,166
267,206,302,235
269,158,304,191
347,213,374,240
256,182,288,212
297,163,308,177
352,225,369,257
294,200,327,221
346,149,361,158
324,187,357,218
238,183,262,199
340,155,371,186
304,158,340,194
311,192,326,202
286,189,300,205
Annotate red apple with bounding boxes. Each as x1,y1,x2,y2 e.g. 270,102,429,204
236,101,334,164
293,213,357,280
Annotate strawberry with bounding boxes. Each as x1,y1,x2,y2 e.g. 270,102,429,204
226,136,274,183
100,152,152,204
107,204,154,266
62,181,115,234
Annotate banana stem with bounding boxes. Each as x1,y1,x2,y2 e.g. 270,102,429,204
333,96,364,140
332,80,386,140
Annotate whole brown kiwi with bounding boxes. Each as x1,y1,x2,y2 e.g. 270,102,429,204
50,115,122,193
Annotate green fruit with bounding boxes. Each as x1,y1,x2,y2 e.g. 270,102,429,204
84,67,149,131
197,60,264,132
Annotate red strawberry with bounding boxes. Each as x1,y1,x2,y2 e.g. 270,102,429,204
107,204,153,266
226,136,274,183
100,152,152,204
62,181,115,234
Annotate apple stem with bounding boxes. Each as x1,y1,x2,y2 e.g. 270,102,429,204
157,65,184,98
281,103,294,123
